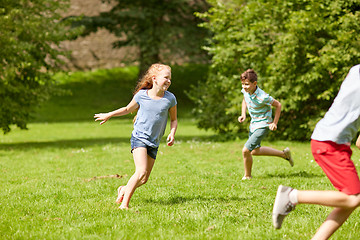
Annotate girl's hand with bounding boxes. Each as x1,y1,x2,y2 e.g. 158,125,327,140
167,134,175,146
269,122,277,131
94,113,110,125
238,115,246,123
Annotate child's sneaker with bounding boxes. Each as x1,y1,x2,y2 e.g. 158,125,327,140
283,147,294,167
272,185,296,229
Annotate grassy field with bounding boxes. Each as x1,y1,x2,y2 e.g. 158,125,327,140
1,66,360,239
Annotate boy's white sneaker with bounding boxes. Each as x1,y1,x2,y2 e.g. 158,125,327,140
283,147,294,167
242,176,252,180
272,185,296,229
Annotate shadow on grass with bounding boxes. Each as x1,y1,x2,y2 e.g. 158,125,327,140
0,135,218,150
265,170,322,179
144,195,252,205
0,137,130,150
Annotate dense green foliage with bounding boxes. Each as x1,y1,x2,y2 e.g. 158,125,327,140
0,0,80,133
191,0,360,140
74,0,210,75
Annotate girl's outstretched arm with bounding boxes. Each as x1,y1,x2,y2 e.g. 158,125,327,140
167,105,178,146
356,135,360,149
94,98,139,125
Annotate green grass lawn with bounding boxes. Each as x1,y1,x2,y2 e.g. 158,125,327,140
1,120,360,239
1,66,360,239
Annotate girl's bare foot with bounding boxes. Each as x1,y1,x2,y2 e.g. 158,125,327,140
119,205,129,210
115,186,125,204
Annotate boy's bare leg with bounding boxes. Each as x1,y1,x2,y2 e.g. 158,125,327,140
297,191,360,239
312,207,354,240
242,147,253,177
251,146,286,158
298,191,360,208
273,188,360,236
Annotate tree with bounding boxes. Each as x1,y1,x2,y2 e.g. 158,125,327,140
73,0,210,75
0,0,80,133
190,0,360,140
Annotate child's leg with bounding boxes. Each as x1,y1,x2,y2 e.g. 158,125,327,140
242,128,269,178
251,146,293,166
242,146,253,178
274,140,360,235
272,187,360,232
298,190,360,208
120,147,155,209
312,207,354,240
251,146,286,158
297,191,360,240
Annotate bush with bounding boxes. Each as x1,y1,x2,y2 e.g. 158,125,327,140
0,0,80,133
191,0,360,140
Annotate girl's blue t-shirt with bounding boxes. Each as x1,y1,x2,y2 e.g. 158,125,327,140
132,89,177,148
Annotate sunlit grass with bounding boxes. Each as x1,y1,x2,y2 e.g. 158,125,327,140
1,120,359,239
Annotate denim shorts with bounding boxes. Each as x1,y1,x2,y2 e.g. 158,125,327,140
130,135,158,160
244,127,269,151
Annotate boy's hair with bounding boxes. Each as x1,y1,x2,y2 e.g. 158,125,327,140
241,69,257,83
134,63,171,95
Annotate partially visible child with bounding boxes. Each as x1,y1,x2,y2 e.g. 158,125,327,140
272,64,360,239
238,69,293,180
94,63,177,209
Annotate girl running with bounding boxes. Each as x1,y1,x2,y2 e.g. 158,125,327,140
94,63,177,209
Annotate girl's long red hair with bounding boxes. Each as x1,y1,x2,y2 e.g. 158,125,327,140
133,63,171,95
132,63,171,123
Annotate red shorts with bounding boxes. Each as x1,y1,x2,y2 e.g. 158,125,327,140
311,140,360,195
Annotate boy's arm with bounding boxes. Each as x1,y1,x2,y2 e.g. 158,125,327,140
238,98,247,123
269,99,281,131
356,135,360,149
167,105,178,146
94,98,139,125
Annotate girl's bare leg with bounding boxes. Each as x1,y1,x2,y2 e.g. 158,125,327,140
119,147,155,209
116,186,125,204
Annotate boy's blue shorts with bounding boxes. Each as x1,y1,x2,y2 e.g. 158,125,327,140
244,127,269,151
130,135,158,160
